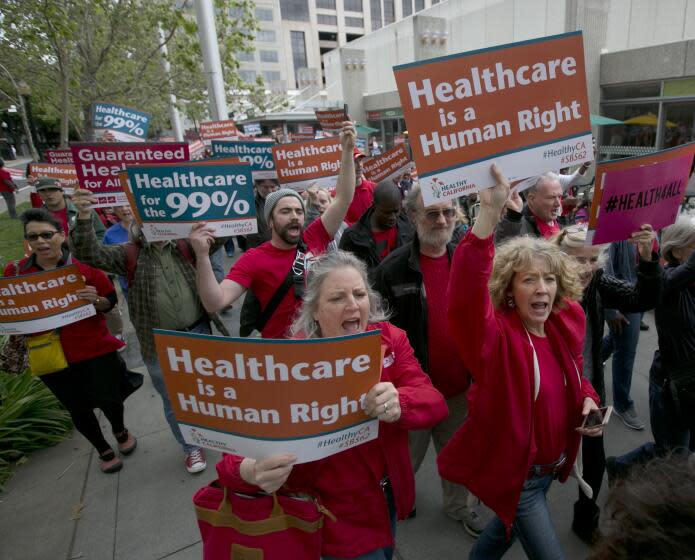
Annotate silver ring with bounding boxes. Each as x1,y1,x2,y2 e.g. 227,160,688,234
383,402,389,413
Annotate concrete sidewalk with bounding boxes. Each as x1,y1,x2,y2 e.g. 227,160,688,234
0,298,656,559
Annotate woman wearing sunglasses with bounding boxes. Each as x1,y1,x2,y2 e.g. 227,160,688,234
4,208,135,473
553,223,660,543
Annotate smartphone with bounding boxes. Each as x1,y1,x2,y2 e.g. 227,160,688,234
581,405,613,429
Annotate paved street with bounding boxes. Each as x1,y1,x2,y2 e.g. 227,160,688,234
0,269,656,559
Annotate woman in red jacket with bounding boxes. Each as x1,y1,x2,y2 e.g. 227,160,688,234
215,250,448,560
437,165,601,560
5,208,135,474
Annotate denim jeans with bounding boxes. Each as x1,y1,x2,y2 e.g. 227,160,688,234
1,191,17,219
322,481,397,560
470,474,564,560
602,312,640,413
144,320,211,454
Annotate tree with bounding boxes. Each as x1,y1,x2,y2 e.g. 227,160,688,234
0,0,264,147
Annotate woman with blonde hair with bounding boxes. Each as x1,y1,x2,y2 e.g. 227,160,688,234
554,223,660,543
437,165,601,560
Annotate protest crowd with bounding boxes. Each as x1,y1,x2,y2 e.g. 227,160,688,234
3,36,695,560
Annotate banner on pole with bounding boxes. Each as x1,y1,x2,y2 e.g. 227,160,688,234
394,31,592,205
154,329,382,463
315,108,348,134
0,265,96,335
211,140,276,180
272,137,343,191
92,102,151,142
70,142,190,207
122,158,257,242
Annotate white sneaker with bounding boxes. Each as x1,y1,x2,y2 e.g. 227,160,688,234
185,449,207,473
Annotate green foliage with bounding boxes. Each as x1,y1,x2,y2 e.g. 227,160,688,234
0,202,30,269
0,0,266,144
0,369,73,490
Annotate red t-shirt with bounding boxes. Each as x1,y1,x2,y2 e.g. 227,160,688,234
420,253,470,398
3,257,123,363
50,208,69,235
344,179,376,225
0,168,14,193
371,227,397,260
529,334,568,465
532,211,560,239
226,218,332,338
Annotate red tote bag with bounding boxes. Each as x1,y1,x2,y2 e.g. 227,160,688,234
193,482,334,560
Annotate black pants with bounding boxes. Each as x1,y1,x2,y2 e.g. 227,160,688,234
577,434,606,507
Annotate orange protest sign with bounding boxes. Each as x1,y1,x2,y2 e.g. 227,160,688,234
0,265,96,334
588,142,695,229
154,329,382,463
315,108,348,133
394,31,592,205
272,137,343,191
28,163,79,192
199,119,241,142
362,145,413,184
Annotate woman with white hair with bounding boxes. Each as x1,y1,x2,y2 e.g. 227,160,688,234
215,250,447,560
554,223,660,543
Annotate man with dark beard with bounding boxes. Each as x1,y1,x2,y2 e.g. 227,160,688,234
191,122,356,338
372,182,487,538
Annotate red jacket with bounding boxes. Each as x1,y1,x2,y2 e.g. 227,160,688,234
437,231,599,530
216,321,447,558
344,179,376,225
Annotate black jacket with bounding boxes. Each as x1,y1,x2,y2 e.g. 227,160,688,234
495,204,569,244
371,235,457,374
339,206,414,270
245,192,270,248
582,256,661,403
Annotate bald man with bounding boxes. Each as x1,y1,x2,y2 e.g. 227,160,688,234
339,179,414,271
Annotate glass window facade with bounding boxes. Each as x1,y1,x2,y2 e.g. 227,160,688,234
402,0,412,17
262,71,282,82
414,0,424,11
290,30,308,87
255,7,274,21
236,51,255,62
318,14,338,24
256,29,277,42
384,0,395,25
280,0,310,21
345,16,364,27
239,70,257,83
260,50,279,62
344,0,363,11
316,0,337,8
371,0,382,30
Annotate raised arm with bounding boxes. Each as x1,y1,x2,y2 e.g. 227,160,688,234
320,122,356,237
189,222,246,312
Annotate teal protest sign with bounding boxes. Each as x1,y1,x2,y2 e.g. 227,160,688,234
92,102,151,142
124,159,257,242
211,140,276,180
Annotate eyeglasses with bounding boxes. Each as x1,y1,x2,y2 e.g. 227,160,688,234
25,231,60,242
424,208,456,222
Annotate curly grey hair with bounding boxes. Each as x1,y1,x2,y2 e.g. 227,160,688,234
290,250,389,338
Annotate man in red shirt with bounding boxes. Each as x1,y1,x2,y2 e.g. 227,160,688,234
191,122,356,338
339,180,414,272
0,158,19,219
344,148,376,224
372,182,486,537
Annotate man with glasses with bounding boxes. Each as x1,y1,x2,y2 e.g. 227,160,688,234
372,182,487,538
339,180,414,273
35,177,105,241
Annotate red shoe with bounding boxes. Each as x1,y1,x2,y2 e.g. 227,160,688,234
99,449,123,473
115,430,137,456
185,449,206,474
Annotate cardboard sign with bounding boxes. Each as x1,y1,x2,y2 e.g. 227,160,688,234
243,123,262,136
28,163,79,194
589,153,694,245
70,142,189,207
188,139,207,160
0,265,96,335
394,31,592,205
92,102,151,142
272,137,343,191
315,108,348,134
288,132,316,142
199,119,241,143
44,149,74,165
154,329,382,463
123,158,257,242
588,142,695,229
211,140,276,180
362,145,414,184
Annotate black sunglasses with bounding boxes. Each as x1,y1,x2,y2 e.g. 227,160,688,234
25,231,60,242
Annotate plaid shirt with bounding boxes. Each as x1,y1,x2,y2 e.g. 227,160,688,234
69,218,229,362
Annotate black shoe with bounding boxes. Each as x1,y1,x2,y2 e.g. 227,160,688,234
640,320,649,331
572,500,599,545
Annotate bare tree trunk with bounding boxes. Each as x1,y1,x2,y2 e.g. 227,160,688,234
17,95,40,162
59,68,70,148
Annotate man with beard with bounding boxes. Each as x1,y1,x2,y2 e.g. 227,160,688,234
191,122,356,339
371,182,487,538
339,180,414,272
